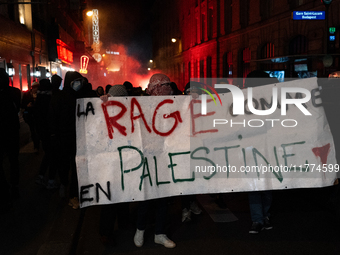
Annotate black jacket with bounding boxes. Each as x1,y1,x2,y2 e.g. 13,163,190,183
0,85,21,134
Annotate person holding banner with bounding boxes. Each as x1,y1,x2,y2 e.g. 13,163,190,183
0,68,21,213
99,84,131,245
133,73,176,248
244,70,278,234
49,71,94,209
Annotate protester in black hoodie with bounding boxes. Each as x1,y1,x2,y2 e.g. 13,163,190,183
0,68,21,213
49,71,94,209
34,79,59,189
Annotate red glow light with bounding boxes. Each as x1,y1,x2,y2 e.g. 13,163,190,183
57,39,73,64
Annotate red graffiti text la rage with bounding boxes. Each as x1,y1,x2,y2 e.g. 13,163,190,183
101,98,183,139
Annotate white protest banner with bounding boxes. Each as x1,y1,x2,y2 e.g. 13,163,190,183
76,78,337,208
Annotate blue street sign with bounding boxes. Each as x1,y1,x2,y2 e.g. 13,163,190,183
293,11,325,20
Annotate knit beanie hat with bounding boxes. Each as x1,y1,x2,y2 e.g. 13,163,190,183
147,73,173,96
108,84,128,96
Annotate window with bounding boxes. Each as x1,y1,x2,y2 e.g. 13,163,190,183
196,17,200,44
261,43,275,70
239,0,249,28
206,56,212,78
8,3,15,21
195,60,199,78
242,48,251,78
260,0,273,20
208,8,213,39
224,0,232,34
223,52,233,77
201,14,206,42
200,59,205,82
19,4,25,24
289,0,304,9
261,43,275,59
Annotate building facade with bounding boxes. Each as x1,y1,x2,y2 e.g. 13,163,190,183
152,0,340,90
0,0,93,91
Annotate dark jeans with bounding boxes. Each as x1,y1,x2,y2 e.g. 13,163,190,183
27,121,40,150
137,198,169,235
248,191,272,224
99,203,130,236
181,195,195,210
38,137,57,180
52,135,78,198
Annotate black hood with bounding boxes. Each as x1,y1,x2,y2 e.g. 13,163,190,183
51,74,62,90
39,79,52,91
63,71,83,91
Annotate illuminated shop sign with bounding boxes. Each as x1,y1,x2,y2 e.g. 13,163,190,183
79,55,89,74
92,9,101,62
292,11,325,20
56,39,73,64
92,9,99,46
105,50,120,55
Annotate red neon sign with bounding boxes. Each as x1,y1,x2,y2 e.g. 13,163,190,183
57,39,73,64
80,55,89,74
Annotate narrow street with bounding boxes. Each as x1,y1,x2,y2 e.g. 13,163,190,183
1,120,339,254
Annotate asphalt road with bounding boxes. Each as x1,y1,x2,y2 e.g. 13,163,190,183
1,123,339,255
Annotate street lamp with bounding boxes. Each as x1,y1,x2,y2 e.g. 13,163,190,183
171,38,177,43
86,10,93,17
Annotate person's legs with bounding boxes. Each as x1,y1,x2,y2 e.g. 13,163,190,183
69,157,78,198
154,198,168,235
261,190,272,219
154,198,175,248
134,200,150,247
181,195,191,222
28,122,39,150
248,191,264,224
46,139,57,183
117,202,130,229
136,200,150,231
0,146,12,212
7,132,20,199
99,204,117,237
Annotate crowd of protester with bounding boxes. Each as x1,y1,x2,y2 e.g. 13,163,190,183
0,68,339,249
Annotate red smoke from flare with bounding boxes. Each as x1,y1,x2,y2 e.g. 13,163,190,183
88,44,161,91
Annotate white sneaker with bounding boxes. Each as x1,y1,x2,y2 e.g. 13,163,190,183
154,234,176,248
182,208,191,222
134,229,145,247
190,201,202,215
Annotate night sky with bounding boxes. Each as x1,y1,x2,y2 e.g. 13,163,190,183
92,0,155,65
